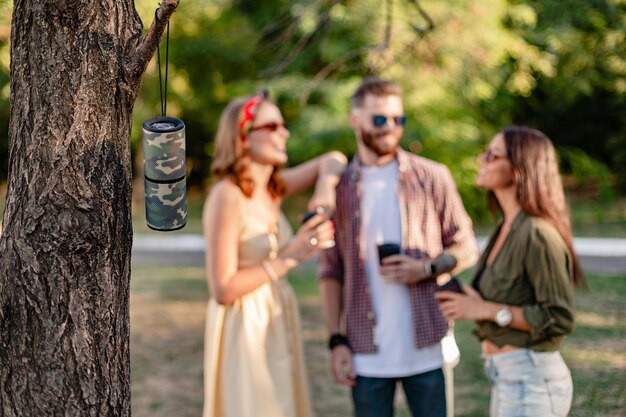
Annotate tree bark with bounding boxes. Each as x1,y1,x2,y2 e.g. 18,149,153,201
0,1,178,415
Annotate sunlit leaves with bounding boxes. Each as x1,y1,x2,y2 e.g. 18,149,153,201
2,0,623,200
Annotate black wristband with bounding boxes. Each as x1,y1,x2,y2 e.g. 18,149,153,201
328,333,350,350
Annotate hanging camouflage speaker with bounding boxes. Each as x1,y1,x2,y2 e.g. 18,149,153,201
142,116,187,231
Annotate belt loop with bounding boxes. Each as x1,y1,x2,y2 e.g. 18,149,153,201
527,349,539,367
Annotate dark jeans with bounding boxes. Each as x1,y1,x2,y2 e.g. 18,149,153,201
351,368,446,417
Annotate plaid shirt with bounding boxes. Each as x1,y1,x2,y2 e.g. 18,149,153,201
318,149,477,353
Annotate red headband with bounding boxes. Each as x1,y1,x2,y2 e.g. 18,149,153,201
238,90,268,142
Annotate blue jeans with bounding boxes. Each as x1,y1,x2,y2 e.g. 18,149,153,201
351,369,446,417
483,349,572,417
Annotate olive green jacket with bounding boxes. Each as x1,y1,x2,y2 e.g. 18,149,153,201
472,212,575,351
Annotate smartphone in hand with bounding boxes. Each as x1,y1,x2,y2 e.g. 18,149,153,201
377,243,401,265
301,207,327,226
433,277,464,294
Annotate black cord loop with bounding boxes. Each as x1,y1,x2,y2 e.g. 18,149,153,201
155,8,170,117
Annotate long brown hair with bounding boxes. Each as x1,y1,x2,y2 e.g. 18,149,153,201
210,96,285,198
487,126,586,287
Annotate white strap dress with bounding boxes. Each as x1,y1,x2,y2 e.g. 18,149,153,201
202,210,313,417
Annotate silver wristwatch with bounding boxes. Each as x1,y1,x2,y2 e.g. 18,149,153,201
495,307,513,327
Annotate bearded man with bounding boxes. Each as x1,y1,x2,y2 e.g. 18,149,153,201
318,77,478,417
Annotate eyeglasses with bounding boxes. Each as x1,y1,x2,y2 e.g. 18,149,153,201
249,121,288,133
481,148,507,162
372,114,407,128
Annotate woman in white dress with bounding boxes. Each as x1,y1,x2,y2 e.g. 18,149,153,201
202,90,347,417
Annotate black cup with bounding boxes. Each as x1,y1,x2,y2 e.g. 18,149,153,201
433,277,464,294
301,207,328,225
302,208,335,249
377,243,401,265
301,210,319,224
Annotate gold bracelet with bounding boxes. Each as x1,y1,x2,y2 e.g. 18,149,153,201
262,260,280,282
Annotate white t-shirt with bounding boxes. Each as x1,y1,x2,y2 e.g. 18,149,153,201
353,160,443,377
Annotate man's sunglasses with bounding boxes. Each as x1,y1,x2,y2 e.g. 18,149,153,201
372,114,407,128
249,121,288,133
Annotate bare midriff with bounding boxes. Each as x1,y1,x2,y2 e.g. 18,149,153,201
481,339,522,355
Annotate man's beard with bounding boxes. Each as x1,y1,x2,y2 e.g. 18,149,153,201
359,127,402,157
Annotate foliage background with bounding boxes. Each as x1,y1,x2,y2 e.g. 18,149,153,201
0,0,625,223
0,3,624,415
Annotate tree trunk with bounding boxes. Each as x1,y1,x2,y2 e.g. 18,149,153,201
0,1,178,415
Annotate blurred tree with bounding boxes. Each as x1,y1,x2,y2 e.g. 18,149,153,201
476,0,626,193
0,1,178,415
125,0,625,219
3,0,625,217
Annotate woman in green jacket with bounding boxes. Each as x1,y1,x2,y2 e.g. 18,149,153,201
436,126,586,417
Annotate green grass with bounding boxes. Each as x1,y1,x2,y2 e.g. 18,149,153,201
2,183,626,237
568,195,626,237
129,188,626,238
129,263,626,417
